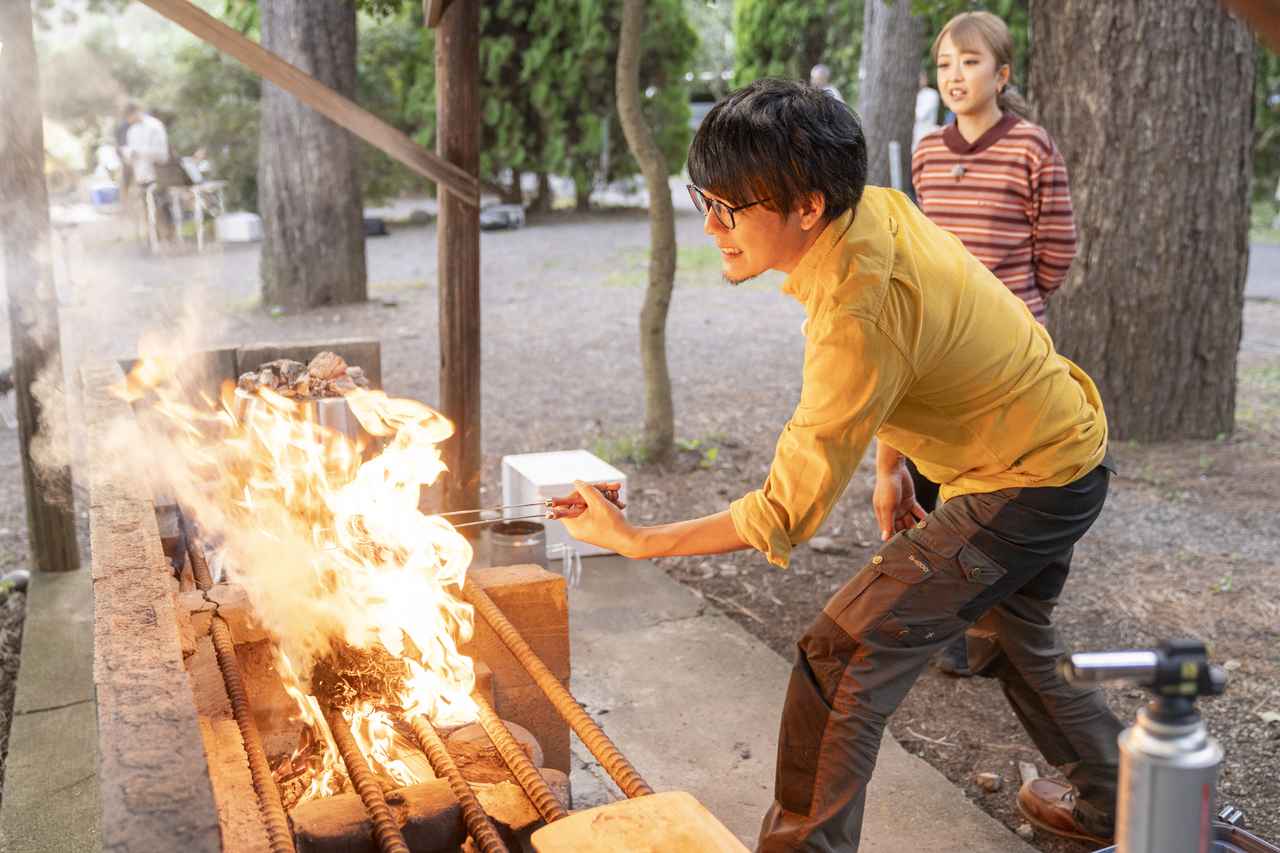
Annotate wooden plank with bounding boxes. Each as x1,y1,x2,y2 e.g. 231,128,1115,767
83,361,222,851
0,0,79,572
530,791,750,852
436,0,482,514
234,338,382,389
135,0,479,206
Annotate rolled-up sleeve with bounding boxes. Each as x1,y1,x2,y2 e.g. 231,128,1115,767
730,309,913,568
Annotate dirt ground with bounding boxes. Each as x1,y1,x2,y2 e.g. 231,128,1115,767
0,203,1276,847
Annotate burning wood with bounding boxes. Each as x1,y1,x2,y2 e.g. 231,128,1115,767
237,351,371,399
310,642,410,712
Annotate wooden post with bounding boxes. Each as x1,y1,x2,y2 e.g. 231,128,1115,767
435,0,481,514
0,1,81,572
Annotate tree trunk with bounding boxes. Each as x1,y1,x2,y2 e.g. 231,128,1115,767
0,0,80,572
531,172,553,212
259,0,367,312
574,179,592,212
617,0,675,463
1030,1,1254,440
857,0,924,190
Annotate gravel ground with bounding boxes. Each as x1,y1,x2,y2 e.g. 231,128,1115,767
0,202,1276,846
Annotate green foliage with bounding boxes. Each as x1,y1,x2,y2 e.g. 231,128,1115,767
39,0,698,209
357,6,430,203
733,0,864,98
685,0,734,100
676,436,720,468
591,433,652,466
404,0,697,203
730,0,1028,102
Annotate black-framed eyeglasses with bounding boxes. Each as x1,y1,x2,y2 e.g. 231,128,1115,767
687,184,770,231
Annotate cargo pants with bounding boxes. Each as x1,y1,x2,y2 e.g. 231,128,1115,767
758,465,1122,852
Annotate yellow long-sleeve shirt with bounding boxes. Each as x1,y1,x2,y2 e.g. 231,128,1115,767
730,186,1108,568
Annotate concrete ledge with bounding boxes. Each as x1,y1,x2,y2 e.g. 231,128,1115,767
83,362,221,853
0,568,100,853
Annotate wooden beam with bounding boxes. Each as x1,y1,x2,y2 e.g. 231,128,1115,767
0,0,80,572
135,0,480,207
434,0,481,514
1219,0,1280,49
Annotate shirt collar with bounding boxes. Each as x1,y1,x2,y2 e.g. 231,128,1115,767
942,112,1020,155
780,190,896,306
781,208,855,303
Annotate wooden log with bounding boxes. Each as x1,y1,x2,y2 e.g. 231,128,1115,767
435,0,482,515
0,0,79,573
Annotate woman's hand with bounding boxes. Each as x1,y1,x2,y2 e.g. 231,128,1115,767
557,480,638,556
872,460,926,541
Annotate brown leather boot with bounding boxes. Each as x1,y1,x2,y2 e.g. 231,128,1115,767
1017,778,1113,846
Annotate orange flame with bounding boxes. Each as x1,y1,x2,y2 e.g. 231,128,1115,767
116,343,478,803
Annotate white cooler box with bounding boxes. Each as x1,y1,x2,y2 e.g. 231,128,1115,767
501,450,627,557
215,211,263,243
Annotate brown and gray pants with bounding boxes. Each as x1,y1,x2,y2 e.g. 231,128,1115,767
758,465,1122,852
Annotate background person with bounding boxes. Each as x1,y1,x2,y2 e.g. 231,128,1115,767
809,63,844,103
912,69,941,151
121,102,171,190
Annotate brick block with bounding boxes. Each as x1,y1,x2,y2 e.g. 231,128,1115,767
462,564,570,773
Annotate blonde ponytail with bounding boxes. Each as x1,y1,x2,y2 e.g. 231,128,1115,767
998,84,1031,121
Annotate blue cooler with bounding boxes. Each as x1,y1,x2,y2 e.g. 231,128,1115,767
89,184,119,206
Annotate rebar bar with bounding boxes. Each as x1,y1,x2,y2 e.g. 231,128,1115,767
407,714,509,853
190,520,294,853
323,705,411,853
474,694,568,823
210,616,296,853
463,581,654,799
181,514,214,590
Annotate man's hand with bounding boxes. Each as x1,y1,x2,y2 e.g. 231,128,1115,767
557,480,638,556
872,459,926,541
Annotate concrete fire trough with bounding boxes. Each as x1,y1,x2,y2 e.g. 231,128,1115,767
81,340,576,852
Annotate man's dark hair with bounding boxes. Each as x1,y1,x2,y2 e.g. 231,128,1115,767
688,78,867,222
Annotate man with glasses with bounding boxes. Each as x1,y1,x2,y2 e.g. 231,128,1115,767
562,78,1122,851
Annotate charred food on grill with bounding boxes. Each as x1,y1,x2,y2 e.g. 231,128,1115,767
237,351,370,399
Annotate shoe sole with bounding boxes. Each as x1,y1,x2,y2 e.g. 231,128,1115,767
1016,799,1112,846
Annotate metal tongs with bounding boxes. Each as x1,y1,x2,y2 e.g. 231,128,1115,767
441,481,625,528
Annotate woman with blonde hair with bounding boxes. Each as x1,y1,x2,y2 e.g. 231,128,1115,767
912,11,1076,322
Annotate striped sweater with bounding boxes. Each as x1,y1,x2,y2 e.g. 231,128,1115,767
911,113,1077,322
